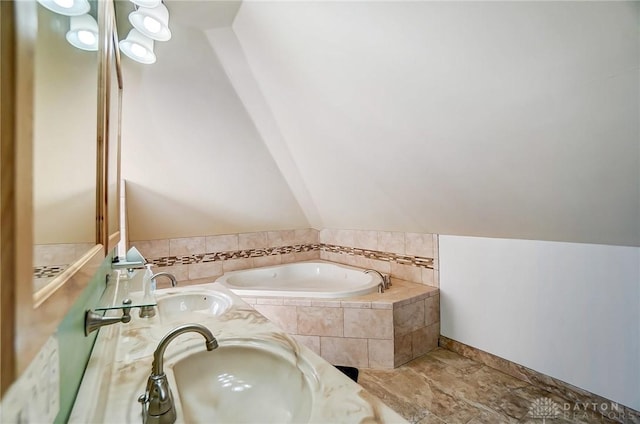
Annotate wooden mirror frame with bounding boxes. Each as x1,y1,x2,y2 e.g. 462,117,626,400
0,0,120,396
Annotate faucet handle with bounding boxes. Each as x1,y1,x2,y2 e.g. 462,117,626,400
139,374,177,424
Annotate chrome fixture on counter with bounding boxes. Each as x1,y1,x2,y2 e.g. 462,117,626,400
364,269,391,293
139,272,178,318
138,324,218,424
84,298,133,336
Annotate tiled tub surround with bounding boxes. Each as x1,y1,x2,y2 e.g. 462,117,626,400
247,279,440,369
130,228,439,287
70,282,407,423
128,229,441,369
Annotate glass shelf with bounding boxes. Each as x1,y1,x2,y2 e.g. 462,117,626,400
94,268,156,311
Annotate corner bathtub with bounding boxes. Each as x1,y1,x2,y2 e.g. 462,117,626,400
216,261,381,298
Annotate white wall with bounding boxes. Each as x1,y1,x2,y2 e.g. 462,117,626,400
232,1,639,246
439,235,640,410
121,19,310,241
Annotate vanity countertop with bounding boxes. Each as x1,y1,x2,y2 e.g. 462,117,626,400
70,282,407,423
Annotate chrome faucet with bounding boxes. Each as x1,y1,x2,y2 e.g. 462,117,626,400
151,272,179,288
364,269,391,292
139,272,179,318
138,324,218,424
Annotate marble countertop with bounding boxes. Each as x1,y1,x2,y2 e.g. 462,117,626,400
70,282,407,423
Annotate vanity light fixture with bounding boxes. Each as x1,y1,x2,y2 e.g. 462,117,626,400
119,29,157,64
36,0,90,16
129,3,172,41
66,14,99,51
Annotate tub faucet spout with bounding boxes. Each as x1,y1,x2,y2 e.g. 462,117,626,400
151,272,178,288
364,269,390,290
138,324,218,424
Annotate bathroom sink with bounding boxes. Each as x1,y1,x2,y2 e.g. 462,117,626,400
157,291,232,319
172,339,316,423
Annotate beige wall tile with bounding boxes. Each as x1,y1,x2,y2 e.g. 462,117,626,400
238,231,268,249
335,229,355,247
267,230,295,247
310,300,341,308
295,228,319,245
321,251,347,265
421,268,435,286
280,253,298,264
320,337,368,368
131,239,170,259
157,264,189,284
368,339,394,369
252,255,282,268
222,258,253,272
293,250,320,262
390,262,422,283
378,231,405,255
319,228,335,245
371,301,393,310
352,256,391,272
344,308,393,340
252,304,297,334
169,237,205,256
188,262,223,281
394,333,413,367
405,233,434,258
341,301,371,309
433,270,440,288
205,234,239,252
425,294,440,326
354,230,378,250
411,324,438,359
393,300,425,335
292,335,320,355
297,306,344,336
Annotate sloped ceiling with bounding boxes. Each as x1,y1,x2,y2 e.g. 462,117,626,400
124,1,640,246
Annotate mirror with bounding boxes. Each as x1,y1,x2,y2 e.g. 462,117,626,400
106,19,122,250
32,2,99,293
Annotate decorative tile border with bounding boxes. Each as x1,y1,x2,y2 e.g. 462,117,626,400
34,265,67,279
320,244,434,269
148,244,321,267
145,243,434,270
439,336,640,424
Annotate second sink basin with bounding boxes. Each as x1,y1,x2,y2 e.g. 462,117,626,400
157,291,232,319
172,339,316,423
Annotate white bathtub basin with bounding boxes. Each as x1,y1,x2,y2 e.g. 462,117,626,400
216,261,381,298
157,291,232,319
173,339,316,423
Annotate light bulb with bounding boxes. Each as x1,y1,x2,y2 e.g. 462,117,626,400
77,30,96,46
131,43,147,58
143,16,161,33
53,0,74,8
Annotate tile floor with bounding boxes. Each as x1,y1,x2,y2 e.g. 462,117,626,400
359,348,620,424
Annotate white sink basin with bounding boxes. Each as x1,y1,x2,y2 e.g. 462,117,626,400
172,339,316,423
157,291,232,319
